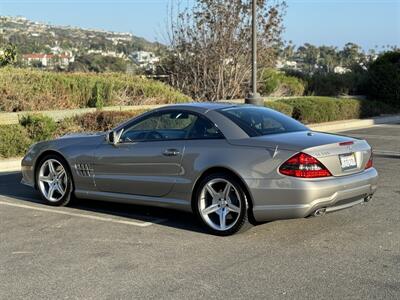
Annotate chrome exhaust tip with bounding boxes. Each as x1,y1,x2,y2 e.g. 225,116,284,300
314,208,327,217
364,195,373,202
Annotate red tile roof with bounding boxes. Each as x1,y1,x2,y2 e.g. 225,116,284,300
22,53,71,59
22,53,53,59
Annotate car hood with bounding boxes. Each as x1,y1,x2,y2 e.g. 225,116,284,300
228,130,360,152
58,132,105,139
30,132,107,152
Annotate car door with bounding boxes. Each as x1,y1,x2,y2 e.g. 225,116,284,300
93,110,198,197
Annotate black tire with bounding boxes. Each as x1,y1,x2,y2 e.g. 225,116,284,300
35,154,74,207
193,172,253,236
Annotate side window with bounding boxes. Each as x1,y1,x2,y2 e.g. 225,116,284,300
132,114,160,130
158,111,197,130
119,113,160,142
262,117,285,133
119,110,199,142
188,116,224,139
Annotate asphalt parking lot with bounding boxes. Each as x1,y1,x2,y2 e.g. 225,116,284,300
1,124,399,299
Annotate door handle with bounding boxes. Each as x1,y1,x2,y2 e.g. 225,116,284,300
163,149,180,156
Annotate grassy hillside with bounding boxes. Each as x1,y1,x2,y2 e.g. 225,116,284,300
0,16,163,55
0,67,190,112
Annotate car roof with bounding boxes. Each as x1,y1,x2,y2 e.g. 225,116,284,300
115,101,254,140
156,102,237,113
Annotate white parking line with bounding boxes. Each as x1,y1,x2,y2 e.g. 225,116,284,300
0,200,166,227
373,150,400,158
345,134,400,141
372,123,400,128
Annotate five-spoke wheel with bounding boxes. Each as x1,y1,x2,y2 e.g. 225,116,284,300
36,155,73,206
194,173,251,235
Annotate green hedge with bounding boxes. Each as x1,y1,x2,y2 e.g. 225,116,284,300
259,68,305,97
0,124,32,158
277,97,394,124
62,110,147,132
20,114,57,142
264,101,294,116
0,110,147,158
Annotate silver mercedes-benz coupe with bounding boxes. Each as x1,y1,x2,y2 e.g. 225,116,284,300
21,103,378,235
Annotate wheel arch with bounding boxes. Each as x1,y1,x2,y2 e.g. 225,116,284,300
191,166,255,222
34,150,74,190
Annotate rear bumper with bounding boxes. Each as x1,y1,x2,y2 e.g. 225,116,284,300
247,168,378,222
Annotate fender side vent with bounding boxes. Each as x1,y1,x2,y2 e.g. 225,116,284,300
75,163,94,177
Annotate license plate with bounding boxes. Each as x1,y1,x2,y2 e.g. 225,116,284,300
339,153,357,170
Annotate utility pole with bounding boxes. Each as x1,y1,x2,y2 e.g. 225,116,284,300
245,0,263,106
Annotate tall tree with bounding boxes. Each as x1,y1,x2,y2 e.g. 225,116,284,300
297,43,319,73
165,0,286,100
318,46,339,73
339,42,365,67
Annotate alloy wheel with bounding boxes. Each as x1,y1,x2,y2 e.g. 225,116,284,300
38,159,68,202
198,178,242,231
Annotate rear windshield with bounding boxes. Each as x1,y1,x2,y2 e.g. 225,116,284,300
219,106,308,137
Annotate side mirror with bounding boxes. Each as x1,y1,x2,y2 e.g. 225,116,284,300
105,131,115,144
105,129,123,145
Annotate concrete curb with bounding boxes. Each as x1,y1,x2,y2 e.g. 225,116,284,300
309,115,400,132
0,158,22,173
1,115,399,173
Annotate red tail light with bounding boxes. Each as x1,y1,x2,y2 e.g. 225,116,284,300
339,141,354,146
365,153,373,169
279,152,332,178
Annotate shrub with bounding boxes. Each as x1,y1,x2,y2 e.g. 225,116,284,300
280,97,340,123
357,100,394,118
19,114,57,142
307,72,366,96
367,51,400,108
69,110,147,132
259,68,305,97
264,101,294,116
55,117,84,137
88,82,105,108
286,69,368,97
308,73,349,96
0,124,32,158
277,97,395,124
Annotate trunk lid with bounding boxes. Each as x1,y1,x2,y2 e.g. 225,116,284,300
229,131,372,176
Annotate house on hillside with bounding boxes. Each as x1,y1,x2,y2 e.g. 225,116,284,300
87,49,125,58
276,59,299,71
333,66,351,74
130,51,160,70
22,53,74,69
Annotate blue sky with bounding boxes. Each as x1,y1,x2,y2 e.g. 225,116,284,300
0,0,399,50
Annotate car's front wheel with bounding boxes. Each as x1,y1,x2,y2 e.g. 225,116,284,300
194,173,252,236
36,155,73,206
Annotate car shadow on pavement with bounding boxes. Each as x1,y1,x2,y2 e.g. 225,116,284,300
0,172,208,234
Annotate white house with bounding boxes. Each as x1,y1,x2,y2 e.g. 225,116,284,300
334,66,351,74
276,60,299,70
130,51,160,68
22,53,74,68
87,49,125,58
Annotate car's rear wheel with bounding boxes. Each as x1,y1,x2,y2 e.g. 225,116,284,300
36,155,73,206
194,173,252,236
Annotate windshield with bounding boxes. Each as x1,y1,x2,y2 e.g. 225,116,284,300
219,106,308,137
